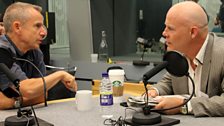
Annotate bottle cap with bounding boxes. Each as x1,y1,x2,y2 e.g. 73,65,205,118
102,31,106,37
102,72,108,77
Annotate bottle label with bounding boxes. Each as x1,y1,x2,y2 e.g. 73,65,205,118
100,94,113,106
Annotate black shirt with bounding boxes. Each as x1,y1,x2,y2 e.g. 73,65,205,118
0,35,46,90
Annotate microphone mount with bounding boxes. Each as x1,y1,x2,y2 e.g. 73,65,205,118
136,37,153,48
133,37,153,66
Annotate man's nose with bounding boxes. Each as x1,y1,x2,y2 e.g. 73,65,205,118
162,29,167,38
40,25,48,39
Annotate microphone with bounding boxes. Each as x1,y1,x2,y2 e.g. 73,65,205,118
0,63,19,86
143,51,189,83
133,37,152,66
136,37,152,48
0,48,15,68
0,63,20,98
163,51,189,77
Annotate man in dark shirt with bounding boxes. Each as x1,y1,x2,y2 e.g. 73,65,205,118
0,2,77,110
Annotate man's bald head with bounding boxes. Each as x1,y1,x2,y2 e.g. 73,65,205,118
167,1,208,28
163,1,209,58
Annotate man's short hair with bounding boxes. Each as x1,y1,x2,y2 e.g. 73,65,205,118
3,2,42,33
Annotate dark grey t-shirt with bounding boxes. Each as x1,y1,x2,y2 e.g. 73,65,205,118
0,35,46,90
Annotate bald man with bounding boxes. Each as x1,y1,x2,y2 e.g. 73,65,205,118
148,1,224,117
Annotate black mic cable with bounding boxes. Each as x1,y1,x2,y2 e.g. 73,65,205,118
14,57,48,107
31,105,40,126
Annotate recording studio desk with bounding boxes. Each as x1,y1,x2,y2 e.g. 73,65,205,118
0,95,223,126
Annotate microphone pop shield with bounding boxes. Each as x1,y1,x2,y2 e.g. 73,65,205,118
163,51,189,77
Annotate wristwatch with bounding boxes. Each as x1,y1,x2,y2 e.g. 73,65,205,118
181,104,188,114
14,98,21,108
180,97,188,115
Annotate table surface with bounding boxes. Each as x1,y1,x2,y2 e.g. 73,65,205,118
0,96,223,126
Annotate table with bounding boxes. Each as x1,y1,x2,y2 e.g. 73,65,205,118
0,96,223,126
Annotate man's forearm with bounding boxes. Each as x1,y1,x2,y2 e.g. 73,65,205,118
0,93,45,110
19,71,66,99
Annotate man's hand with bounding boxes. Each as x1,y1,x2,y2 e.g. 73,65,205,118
147,87,158,98
61,72,78,92
154,96,184,115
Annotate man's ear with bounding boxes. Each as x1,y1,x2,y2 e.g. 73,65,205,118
12,21,21,33
190,26,199,39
